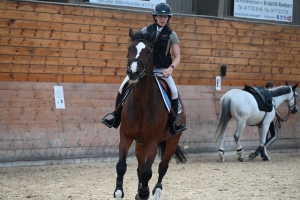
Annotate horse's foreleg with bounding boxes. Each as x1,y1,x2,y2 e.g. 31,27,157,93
114,137,133,199
249,125,270,161
135,143,146,195
135,144,158,200
258,126,270,161
234,121,246,162
259,125,268,147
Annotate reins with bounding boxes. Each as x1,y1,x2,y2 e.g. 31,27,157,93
275,111,290,130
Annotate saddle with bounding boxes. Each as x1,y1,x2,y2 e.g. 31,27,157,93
243,85,273,112
120,77,183,113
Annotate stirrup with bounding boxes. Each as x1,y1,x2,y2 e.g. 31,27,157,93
101,112,116,128
170,116,187,136
173,123,187,134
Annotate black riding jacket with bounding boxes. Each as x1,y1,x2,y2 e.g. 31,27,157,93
147,23,173,68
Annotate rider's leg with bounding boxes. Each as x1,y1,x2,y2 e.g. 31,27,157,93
101,76,129,128
170,98,187,135
265,120,277,148
163,76,187,136
101,92,122,128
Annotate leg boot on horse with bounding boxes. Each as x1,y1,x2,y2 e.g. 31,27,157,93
101,92,122,128
169,98,187,136
250,145,270,161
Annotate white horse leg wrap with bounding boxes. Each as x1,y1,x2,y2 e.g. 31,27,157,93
152,188,162,200
236,147,243,155
115,190,123,200
218,148,225,162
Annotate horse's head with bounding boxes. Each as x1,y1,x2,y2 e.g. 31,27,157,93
286,81,298,114
126,29,156,83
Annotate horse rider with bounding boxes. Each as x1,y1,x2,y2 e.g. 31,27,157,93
101,2,187,136
265,81,279,148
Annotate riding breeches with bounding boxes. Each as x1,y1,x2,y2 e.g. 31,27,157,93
119,74,178,100
265,120,277,148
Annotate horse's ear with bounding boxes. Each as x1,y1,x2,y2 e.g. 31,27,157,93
285,81,289,86
292,82,299,91
129,28,134,40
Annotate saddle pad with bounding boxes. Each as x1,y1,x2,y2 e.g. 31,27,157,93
155,77,182,114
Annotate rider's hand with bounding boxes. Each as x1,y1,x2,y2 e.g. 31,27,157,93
162,65,174,78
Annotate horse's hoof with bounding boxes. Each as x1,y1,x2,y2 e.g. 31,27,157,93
218,151,225,162
238,157,244,162
135,194,149,200
248,152,257,160
262,157,271,161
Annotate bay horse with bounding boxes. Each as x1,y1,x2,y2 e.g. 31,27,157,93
215,82,298,162
114,29,187,200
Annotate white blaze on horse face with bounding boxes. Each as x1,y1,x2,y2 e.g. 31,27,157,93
130,42,146,73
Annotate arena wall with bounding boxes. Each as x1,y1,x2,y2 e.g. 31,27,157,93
0,1,299,162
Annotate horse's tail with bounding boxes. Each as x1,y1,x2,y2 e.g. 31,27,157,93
158,141,187,164
214,97,232,145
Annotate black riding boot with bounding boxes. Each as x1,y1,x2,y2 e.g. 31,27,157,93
101,92,122,128
169,98,187,136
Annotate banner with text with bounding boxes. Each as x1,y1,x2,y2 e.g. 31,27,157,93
234,0,293,22
89,0,165,9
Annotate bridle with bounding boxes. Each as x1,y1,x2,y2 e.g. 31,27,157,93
286,90,297,111
275,90,298,129
127,39,153,79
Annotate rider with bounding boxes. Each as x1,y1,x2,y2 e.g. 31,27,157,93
265,81,279,147
101,2,187,136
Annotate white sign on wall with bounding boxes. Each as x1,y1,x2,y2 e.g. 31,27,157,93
89,0,165,9
234,0,293,22
54,86,65,109
216,76,221,91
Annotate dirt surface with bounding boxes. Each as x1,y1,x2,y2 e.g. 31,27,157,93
0,150,299,200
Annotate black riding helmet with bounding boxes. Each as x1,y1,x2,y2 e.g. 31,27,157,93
152,2,172,25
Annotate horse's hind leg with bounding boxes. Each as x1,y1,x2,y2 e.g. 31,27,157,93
114,136,133,199
234,121,246,162
218,132,226,162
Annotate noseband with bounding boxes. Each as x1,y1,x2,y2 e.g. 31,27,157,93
127,39,153,79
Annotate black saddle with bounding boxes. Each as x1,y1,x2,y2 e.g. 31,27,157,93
243,85,273,112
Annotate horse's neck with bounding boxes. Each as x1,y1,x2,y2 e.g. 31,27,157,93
273,94,289,108
132,76,157,103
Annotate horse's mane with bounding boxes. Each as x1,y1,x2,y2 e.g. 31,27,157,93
268,86,291,97
130,30,153,43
